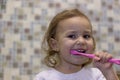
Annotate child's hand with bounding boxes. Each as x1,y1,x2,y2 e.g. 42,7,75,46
93,51,119,80
93,51,113,70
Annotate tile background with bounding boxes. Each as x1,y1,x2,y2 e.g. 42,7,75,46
0,0,120,80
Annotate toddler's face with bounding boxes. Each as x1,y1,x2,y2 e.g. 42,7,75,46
51,16,95,67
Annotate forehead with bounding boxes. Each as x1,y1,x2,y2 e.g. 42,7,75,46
57,17,92,33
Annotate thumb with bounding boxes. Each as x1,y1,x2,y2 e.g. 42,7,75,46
94,56,100,61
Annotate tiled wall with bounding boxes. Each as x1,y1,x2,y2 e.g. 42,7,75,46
0,0,120,80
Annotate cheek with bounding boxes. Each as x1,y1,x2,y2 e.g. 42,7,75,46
92,39,96,50
88,40,95,51
60,41,70,49
87,40,95,50
59,40,72,51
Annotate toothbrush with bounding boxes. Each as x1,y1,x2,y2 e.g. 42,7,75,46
70,50,120,65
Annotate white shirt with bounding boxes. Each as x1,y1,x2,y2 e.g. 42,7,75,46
34,66,106,80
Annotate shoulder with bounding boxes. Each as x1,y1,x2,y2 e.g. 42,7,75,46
36,70,50,76
34,69,56,80
83,64,102,72
82,66,106,80
83,65,103,75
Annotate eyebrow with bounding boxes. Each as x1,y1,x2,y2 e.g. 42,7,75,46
84,30,92,33
65,31,92,36
66,29,92,34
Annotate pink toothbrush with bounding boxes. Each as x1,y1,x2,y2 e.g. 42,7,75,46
70,50,120,65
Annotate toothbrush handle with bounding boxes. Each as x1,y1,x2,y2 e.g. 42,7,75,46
70,50,120,65
108,59,120,65
89,54,120,65
87,54,120,65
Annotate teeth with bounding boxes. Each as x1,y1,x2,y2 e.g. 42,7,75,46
77,50,85,53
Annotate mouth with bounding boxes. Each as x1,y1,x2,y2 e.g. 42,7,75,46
77,49,86,53
70,49,86,55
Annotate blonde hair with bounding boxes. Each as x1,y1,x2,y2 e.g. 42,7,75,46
41,9,95,67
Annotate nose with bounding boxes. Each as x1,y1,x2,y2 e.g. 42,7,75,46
76,36,86,46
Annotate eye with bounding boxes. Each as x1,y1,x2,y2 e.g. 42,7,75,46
67,34,77,39
83,34,91,39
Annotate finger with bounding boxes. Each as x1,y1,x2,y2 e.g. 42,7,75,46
105,53,113,61
94,51,109,63
99,51,113,63
101,52,108,63
94,51,101,61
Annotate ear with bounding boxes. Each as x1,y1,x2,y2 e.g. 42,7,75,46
49,38,59,51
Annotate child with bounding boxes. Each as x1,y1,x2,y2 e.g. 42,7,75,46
34,9,119,80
